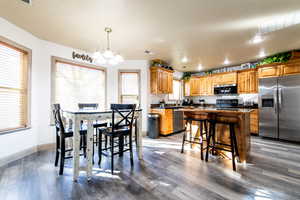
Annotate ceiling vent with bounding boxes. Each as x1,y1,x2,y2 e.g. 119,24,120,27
21,0,32,5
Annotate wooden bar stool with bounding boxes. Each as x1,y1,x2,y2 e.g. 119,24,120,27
205,114,239,171
181,113,208,160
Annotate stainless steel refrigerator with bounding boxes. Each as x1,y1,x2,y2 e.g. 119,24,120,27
259,74,300,142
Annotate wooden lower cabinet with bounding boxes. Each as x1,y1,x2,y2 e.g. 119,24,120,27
150,109,173,135
250,109,259,134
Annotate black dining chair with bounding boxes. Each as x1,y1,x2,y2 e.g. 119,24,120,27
98,104,136,174
53,104,87,175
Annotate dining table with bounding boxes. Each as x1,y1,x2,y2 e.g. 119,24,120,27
62,108,143,181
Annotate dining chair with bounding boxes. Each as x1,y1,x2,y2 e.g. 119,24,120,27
98,104,136,174
52,104,87,175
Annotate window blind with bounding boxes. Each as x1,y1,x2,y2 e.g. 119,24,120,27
168,80,182,100
0,42,28,132
120,72,139,105
53,61,106,111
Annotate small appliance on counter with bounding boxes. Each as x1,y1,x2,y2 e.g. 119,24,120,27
199,99,205,106
182,98,193,106
214,84,237,95
159,99,166,108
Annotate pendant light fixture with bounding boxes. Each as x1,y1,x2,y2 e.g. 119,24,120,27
93,27,124,65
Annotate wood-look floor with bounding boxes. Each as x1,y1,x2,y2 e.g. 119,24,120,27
1,134,300,200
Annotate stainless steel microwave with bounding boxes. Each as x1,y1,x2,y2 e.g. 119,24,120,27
214,84,237,95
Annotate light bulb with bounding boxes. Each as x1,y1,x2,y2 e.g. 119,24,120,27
224,59,229,65
252,34,263,44
108,58,118,65
92,51,101,59
181,57,188,63
103,50,114,59
96,55,106,64
115,54,124,62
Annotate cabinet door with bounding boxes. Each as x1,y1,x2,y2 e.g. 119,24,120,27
222,72,237,85
206,77,213,95
150,69,158,94
167,72,173,93
198,77,206,95
250,109,259,134
190,78,200,96
281,63,300,76
238,71,248,94
258,66,280,78
248,70,258,93
162,72,168,93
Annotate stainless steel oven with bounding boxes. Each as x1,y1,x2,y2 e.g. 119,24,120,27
214,84,237,95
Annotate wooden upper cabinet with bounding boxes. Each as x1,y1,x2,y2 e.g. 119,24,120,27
258,65,281,78
150,67,174,94
190,77,200,96
238,69,258,94
237,71,248,94
212,72,237,85
281,62,300,76
167,72,173,93
248,70,258,93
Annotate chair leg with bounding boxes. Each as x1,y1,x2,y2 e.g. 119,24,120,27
105,135,108,149
229,126,236,171
189,122,193,148
98,130,102,166
83,135,87,158
110,136,114,175
54,135,60,167
231,125,239,158
200,121,204,160
59,137,65,175
119,136,124,157
211,123,216,155
181,131,186,153
129,133,134,166
205,122,213,162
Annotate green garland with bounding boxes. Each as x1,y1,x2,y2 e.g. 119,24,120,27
258,52,292,66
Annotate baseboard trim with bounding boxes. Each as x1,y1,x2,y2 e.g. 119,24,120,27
0,146,37,167
0,143,55,167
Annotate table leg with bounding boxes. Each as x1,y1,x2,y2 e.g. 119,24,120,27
72,115,80,182
86,119,94,180
136,113,143,160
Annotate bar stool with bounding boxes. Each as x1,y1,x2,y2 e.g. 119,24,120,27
181,113,208,160
205,114,239,171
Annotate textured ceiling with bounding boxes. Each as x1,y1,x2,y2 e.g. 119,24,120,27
1,0,300,71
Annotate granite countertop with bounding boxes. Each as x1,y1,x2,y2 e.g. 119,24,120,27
179,107,253,114
150,104,258,110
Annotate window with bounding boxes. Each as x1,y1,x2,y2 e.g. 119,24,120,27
52,59,106,111
168,79,182,101
119,71,140,106
0,41,29,132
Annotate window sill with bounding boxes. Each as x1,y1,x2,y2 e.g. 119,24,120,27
0,127,32,136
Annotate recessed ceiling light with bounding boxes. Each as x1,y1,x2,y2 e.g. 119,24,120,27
223,59,229,65
198,64,203,70
181,57,188,63
259,51,266,58
251,34,263,44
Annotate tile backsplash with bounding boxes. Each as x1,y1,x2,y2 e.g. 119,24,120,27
190,94,258,105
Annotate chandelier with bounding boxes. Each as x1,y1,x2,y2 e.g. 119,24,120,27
93,27,124,65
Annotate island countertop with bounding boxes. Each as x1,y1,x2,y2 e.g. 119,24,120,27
178,107,253,114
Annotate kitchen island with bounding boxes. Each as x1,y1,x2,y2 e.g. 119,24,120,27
179,107,252,162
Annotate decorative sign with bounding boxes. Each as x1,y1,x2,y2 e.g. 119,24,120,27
72,51,93,63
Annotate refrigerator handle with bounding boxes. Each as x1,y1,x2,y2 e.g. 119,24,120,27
278,87,282,111
273,89,277,113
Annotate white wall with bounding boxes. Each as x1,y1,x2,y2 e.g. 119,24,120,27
0,17,150,163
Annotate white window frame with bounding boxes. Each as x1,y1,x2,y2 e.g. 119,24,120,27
118,70,141,106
